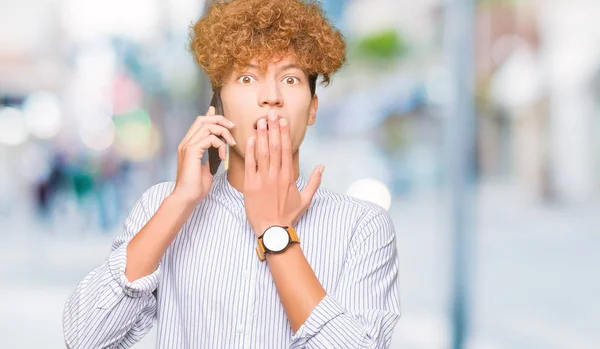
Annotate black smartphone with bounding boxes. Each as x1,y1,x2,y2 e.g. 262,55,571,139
208,90,226,176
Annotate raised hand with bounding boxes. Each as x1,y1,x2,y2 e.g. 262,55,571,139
243,110,324,237
172,106,237,206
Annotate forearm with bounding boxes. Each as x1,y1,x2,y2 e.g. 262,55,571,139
268,245,399,349
268,210,402,348
125,193,195,282
266,244,326,332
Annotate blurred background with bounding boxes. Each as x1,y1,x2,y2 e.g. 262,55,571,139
1,0,599,348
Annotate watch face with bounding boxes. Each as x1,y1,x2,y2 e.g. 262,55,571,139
262,226,290,252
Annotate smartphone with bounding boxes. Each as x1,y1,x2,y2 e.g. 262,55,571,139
208,90,226,175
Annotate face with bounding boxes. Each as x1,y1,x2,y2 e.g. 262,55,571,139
219,54,318,159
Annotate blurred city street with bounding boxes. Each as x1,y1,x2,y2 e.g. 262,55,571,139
2,0,600,348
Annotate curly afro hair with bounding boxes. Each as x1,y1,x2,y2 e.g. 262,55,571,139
189,0,346,93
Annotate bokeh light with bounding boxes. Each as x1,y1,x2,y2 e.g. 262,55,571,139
0,107,29,146
79,119,116,151
22,92,63,139
114,108,160,161
346,178,392,210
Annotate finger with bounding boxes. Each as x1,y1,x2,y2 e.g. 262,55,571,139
300,165,325,206
202,115,235,128
267,111,281,176
182,114,234,145
188,123,237,147
201,159,213,181
279,118,293,180
180,113,235,146
256,118,269,173
186,134,227,161
180,106,214,145
245,136,257,182
219,143,226,160
207,105,216,116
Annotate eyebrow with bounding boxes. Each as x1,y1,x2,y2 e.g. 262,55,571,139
246,63,303,72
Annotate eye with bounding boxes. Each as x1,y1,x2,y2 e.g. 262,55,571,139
237,75,255,84
283,76,300,85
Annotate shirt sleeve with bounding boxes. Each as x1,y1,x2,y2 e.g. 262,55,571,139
63,189,161,349
289,207,402,349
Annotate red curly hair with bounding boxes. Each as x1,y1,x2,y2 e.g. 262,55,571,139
189,0,346,91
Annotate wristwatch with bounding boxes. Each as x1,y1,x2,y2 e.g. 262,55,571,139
255,225,300,261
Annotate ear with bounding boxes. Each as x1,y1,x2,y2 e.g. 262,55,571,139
307,94,318,126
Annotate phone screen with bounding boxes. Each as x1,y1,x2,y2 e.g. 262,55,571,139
208,90,226,175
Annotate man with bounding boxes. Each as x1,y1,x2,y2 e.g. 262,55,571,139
63,0,401,348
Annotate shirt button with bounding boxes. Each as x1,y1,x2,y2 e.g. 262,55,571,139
242,270,250,278
237,324,245,333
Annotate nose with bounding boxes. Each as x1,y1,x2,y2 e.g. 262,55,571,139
258,79,283,107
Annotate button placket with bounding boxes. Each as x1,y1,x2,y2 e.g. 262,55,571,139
241,225,257,348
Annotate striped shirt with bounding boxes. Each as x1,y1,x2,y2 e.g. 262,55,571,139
63,170,402,348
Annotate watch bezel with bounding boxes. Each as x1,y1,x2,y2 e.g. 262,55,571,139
260,225,292,254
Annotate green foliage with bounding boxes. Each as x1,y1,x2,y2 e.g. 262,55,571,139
353,29,409,61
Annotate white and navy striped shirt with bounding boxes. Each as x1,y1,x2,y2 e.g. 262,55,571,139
63,170,401,348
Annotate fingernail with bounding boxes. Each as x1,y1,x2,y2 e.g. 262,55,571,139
279,118,288,126
319,165,325,174
248,137,255,145
229,120,235,127
269,110,277,120
231,138,237,145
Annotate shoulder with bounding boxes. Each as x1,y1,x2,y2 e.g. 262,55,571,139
312,186,393,230
139,181,176,213
306,187,396,255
